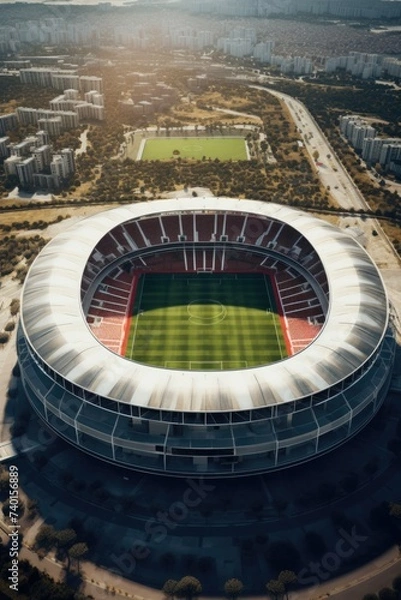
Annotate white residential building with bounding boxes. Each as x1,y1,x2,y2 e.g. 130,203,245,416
0,113,18,135
38,117,62,138
79,76,103,94
50,148,75,186
0,137,9,158
32,145,52,171
16,157,38,187
16,107,38,126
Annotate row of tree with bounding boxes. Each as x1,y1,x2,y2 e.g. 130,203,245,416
0,539,91,600
162,571,297,600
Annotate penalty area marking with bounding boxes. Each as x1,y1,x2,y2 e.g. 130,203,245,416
263,275,284,360
127,274,146,358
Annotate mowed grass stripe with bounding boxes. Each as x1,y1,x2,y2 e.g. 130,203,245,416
126,273,287,369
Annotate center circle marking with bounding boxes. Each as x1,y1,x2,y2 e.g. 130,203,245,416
187,299,227,324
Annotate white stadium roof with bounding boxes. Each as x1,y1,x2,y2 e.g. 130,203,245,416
20,198,389,412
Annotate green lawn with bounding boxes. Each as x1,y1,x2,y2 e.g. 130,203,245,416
125,273,288,370
140,137,248,161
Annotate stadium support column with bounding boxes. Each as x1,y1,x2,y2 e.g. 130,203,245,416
183,246,188,271
221,245,226,271
193,246,197,271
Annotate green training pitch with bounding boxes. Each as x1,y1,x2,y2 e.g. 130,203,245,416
140,137,248,161
125,273,288,370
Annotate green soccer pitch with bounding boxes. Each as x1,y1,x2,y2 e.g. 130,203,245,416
139,137,248,161
124,273,289,370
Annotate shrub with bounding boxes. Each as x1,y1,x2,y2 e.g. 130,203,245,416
162,580,178,598
0,332,10,344
174,576,202,599
9,299,20,316
224,578,244,598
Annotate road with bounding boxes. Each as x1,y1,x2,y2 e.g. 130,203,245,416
250,84,401,293
250,85,369,212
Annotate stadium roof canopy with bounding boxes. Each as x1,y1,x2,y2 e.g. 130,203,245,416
20,197,389,412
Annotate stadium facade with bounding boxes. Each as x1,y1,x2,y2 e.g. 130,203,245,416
17,198,396,477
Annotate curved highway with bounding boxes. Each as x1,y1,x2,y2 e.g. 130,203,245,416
250,84,368,211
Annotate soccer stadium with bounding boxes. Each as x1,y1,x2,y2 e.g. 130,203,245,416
17,198,396,477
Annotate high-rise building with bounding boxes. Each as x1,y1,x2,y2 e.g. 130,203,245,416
79,76,103,94
84,91,104,106
33,172,57,190
20,68,53,87
4,155,21,177
51,73,80,91
0,113,18,135
253,41,274,64
36,130,49,146
64,89,80,101
50,148,75,186
11,137,37,157
0,137,9,158
16,107,38,127
50,95,78,112
58,111,79,130
37,117,62,138
379,143,401,168
362,137,385,164
16,156,38,188
32,145,52,171
351,124,376,151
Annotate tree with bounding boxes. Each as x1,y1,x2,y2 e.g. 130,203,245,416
389,503,401,519
35,524,57,550
224,578,244,599
174,576,202,600
9,299,20,316
55,528,77,550
68,542,88,572
162,580,178,598
0,469,9,498
266,578,285,599
0,332,10,345
278,570,297,599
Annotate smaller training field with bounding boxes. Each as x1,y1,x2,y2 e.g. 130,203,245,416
139,136,248,161
124,273,288,370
